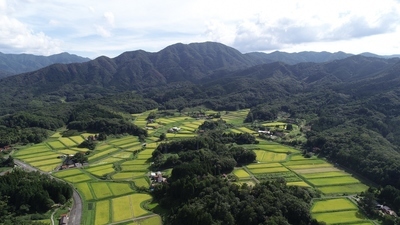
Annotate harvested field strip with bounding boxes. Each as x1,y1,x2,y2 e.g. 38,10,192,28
249,167,289,173
113,152,132,159
69,136,85,144
286,181,310,187
112,172,146,180
47,141,66,149
319,183,368,194
63,173,92,183
132,193,152,217
88,148,119,161
91,182,113,199
133,178,149,188
108,183,134,196
283,159,328,166
75,182,94,201
53,169,83,178
95,200,110,225
308,176,360,186
313,210,367,224
29,158,61,166
287,164,334,170
112,195,133,222
59,137,77,147
301,171,350,179
312,198,357,213
233,169,251,179
121,164,149,171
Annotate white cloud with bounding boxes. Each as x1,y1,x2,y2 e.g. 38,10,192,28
0,15,61,55
103,12,114,27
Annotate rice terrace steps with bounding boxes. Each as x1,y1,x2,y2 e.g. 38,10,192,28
12,108,375,224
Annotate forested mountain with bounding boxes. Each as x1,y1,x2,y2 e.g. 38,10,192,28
0,52,90,78
1,41,400,204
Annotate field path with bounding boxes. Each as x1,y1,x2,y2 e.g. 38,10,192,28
242,166,260,184
108,214,159,225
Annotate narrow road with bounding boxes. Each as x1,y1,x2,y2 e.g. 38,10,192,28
13,159,82,225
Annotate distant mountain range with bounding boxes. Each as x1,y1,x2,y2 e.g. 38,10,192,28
0,52,90,78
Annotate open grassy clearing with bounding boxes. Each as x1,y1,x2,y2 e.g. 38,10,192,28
47,141,67,149
75,182,94,201
312,198,358,213
112,195,134,222
307,176,361,186
249,166,289,174
286,181,310,187
53,169,83,178
63,173,93,183
95,200,110,225
246,163,282,169
233,169,251,179
312,210,367,224
112,172,146,180
91,182,113,199
108,183,134,196
318,183,369,194
133,178,149,188
301,171,350,179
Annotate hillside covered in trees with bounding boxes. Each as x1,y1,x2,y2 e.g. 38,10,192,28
0,42,400,223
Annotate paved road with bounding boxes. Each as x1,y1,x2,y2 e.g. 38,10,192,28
14,159,82,225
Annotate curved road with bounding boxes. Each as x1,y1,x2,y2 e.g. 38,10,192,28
14,159,82,225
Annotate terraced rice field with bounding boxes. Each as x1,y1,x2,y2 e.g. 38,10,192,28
311,198,358,213
286,181,310,187
47,141,66,149
86,164,115,177
313,210,367,224
59,137,78,147
91,182,113,199
318,184,369,194
53,169,83,178
112,195,134,222
95,200,110,225
233,169,251,179
248,166,289,174
69,135,85,144
112,172,146,180
63,173,93,183
75,182,94,201
254,150,287,162
14,145,52,156
108,183,134,196
133,178,149,188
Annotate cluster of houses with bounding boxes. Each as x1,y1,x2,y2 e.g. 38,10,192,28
377,204,397,217
0,145,11,153
168,127,181,133
149,171,167,191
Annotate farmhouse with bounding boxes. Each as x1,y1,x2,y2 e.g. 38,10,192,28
59,214,68,225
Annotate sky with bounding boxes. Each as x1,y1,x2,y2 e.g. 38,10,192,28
1,0,400,59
